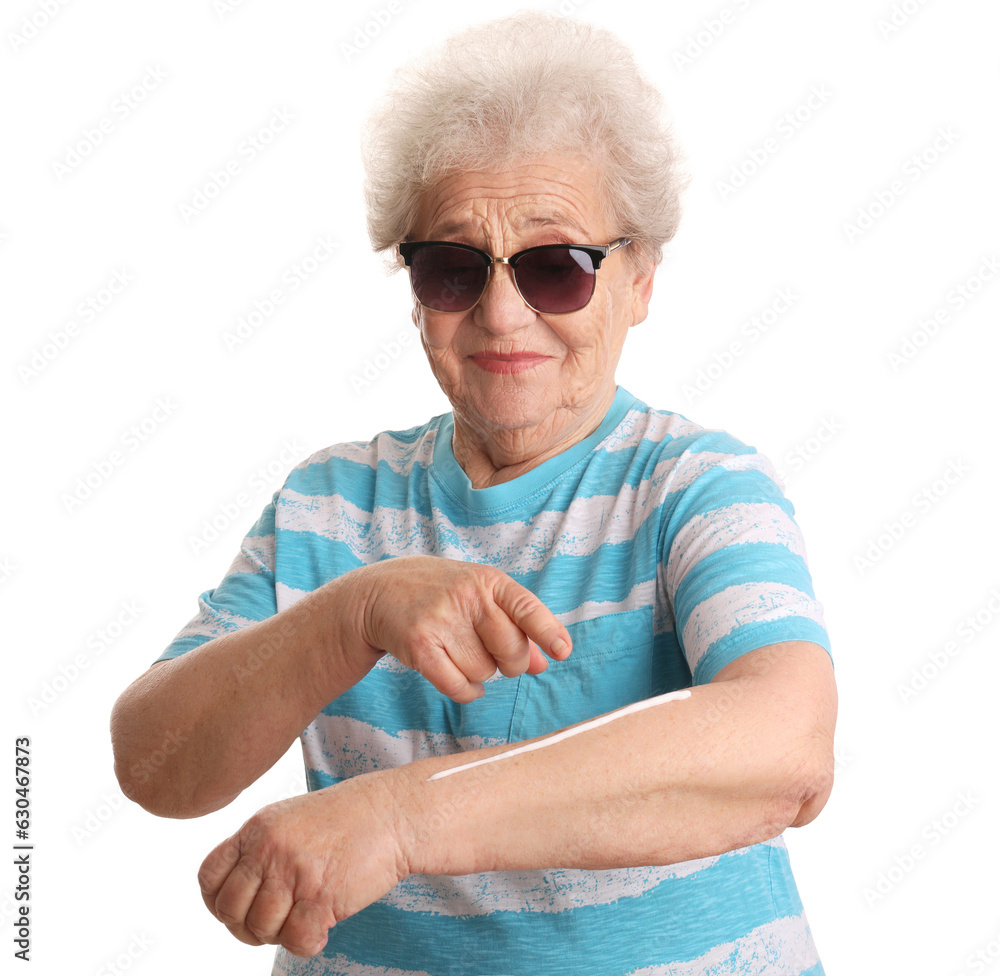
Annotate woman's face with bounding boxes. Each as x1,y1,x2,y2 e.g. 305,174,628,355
407,155,655,452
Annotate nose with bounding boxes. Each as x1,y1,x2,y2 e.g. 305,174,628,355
473,261,536,334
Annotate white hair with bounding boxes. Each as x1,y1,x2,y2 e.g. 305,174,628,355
361,10,689,270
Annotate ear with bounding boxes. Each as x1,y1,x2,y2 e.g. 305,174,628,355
629,263,656,327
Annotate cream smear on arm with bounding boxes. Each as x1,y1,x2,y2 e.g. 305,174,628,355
427,689,693,781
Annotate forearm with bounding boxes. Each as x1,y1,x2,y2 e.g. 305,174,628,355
111,572,382,818
398,645,836,876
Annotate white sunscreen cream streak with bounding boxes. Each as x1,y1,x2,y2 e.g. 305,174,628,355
426,689,692,781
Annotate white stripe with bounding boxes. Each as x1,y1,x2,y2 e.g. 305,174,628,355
368,653,509,682
666,502,808,595
681,583,826,672
225,550,270,578
602,406,706,453
275,579,310,609
627,912,819,975
272,950,434,976
239,533,275,572
269,896,814,976
386,862,713,915
712,449,782,484
293,427,439,477
170,598,258,644
384,843,765,916
207,535,274,584
278,488,436,558
301,714,505,780
557,578,657,625
169,619,223,643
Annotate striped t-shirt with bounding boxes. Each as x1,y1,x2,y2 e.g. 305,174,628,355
157,385,832,976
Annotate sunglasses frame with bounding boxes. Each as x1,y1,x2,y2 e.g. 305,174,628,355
397,237,632,313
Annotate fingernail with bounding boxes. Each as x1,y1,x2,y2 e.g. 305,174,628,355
551,637,568,657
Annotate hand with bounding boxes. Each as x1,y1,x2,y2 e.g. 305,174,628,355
353,556,572,703
198,773,410,958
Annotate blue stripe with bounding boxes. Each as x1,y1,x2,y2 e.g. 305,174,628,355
305,845,799,976
695,618,833,684
156,634,211,660
202,573,276,621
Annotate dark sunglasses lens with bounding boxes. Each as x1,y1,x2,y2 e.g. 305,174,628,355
409,245,489,311
514,247,596,313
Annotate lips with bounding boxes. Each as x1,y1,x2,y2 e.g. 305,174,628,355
468,351,550,374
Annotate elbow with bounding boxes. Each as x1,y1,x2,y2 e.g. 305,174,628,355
118,788,229,822
744,736,836,844
113,749,233,820
110,695,230,820
699,744,836,857
110,731,187,818
112,756,182,819
779,735,836,831
113,756,170,817
788,767,835,829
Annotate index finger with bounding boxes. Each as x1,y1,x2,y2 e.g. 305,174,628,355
492,577,571,662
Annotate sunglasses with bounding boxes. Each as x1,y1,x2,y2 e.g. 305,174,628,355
397,238,632,313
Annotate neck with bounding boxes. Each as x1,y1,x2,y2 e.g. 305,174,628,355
450,386,617,489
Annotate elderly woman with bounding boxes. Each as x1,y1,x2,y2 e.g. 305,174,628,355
111,12,836,976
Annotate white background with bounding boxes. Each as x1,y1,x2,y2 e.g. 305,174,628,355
2,0,999,973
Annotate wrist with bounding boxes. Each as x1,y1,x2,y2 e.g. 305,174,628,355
384,760,452,878
389,751,510,878
309,570,385,692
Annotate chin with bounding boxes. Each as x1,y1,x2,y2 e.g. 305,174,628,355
460,386,554,432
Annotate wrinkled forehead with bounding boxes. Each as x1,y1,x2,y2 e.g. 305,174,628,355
411,157,612,247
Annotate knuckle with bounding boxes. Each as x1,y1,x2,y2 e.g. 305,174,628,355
196,861,216,893
454,581,485,612
236,851,267,884
463,563,501,593
243,815,277,851
476,563,504,587
503,585,542,621
407,628,438,655
405,633,440,672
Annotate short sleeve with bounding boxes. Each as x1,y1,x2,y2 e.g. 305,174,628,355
662,435,831,685
153,493,279,663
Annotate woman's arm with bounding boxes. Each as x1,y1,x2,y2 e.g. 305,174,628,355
111,556,572,819
404,639,836,875
196,640,835,957
110,572,381,819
